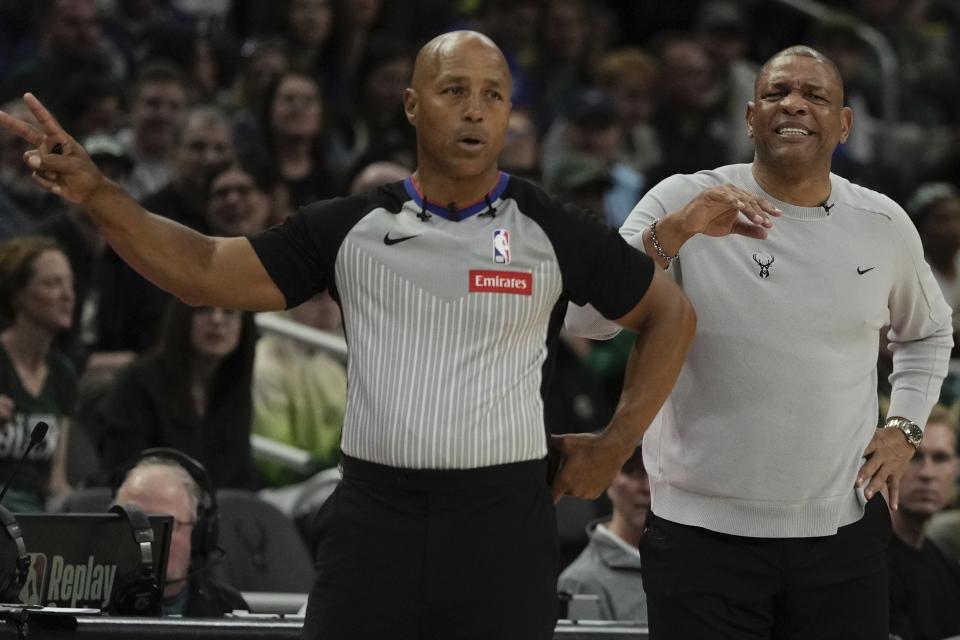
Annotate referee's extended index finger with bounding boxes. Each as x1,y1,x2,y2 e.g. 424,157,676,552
22,92,68,141
0,107,43,147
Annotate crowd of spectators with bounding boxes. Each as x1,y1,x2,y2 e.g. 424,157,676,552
2,0,960,626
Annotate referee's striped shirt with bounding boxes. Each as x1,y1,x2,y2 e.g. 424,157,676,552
250,173,653,469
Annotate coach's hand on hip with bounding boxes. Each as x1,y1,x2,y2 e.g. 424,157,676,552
550,432,632,502
857,427,917,510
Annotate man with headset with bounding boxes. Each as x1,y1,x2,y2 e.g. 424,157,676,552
115,451,247,616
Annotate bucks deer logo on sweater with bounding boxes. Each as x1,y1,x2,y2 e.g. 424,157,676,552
752,252,774,278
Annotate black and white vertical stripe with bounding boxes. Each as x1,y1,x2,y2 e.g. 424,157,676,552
336,240,562,469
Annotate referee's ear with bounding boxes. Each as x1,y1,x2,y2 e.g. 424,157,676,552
404,88,419,126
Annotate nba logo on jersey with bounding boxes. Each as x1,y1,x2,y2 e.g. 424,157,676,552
493,229,511,264
20,552,47,605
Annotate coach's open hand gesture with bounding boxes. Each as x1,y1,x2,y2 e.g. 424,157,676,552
681,184,781,239
639,183,782,269
0,93,106,206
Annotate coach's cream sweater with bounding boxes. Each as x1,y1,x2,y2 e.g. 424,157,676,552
570,164,953,537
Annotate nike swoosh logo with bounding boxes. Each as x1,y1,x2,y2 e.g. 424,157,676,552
383,233,420,246
857,266,876,275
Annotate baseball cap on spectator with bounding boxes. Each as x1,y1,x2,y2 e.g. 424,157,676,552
907,182,959,228
566,89,618,127
696,1,747,33
544,153,612,194
621,445,645,475
83,134,133,170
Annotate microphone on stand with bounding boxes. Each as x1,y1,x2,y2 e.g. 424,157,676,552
0,422,49,505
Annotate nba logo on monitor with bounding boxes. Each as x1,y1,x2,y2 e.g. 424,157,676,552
19,552,47,605
493,229,511,264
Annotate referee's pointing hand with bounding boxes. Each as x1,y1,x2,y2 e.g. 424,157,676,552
0,93,106,206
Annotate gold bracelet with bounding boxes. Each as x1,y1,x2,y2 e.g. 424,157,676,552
649,218,678,269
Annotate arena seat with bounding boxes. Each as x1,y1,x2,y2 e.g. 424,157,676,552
211,489,314,593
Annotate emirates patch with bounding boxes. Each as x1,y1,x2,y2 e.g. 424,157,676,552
469,270,533,295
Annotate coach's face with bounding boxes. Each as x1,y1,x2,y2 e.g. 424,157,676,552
404,33,512,180
747,55,852,172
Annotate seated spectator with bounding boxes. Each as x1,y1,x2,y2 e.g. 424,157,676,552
888,404,960,640
541,89,643,227
1,99,66,230
96,105,235,354
276,0,336,89
53,74,123,141
0,0,123,106
39,134,132,367
647,35,729,186
908,182,960,357
544,153,611,220
205,162,280,235
498,108,540,184
138,104,236,231
475,0,541,110
324,0,394,109
558,446,647,622
533,0,600,130
594,48,661,177
327,36,415,176
97,300,260,490
119,61,189,201
115,451,248,616
0,237,75,511
256,70,341,210
98,0,194,80
225,38,289,162
253,291,346,486
695,1,757,164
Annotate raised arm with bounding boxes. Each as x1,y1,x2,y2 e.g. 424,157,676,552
0,94,286,311
629,183,781,269
566,182,781,339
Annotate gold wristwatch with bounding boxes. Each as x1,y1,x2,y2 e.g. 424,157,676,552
884,416,923,449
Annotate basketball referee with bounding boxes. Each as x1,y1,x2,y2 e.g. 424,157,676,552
1,30,695,640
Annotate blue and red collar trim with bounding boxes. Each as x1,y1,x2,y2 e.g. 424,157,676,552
403,172,510,221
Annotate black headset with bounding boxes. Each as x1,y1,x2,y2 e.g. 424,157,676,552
118,448,221,567
0,505,29,603
108,503,161,615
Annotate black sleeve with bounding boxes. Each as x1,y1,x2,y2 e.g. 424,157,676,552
535,192,654,320
247,194,373,309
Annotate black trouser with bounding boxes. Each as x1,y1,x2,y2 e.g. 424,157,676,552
640,494,891,640
301,455,558,640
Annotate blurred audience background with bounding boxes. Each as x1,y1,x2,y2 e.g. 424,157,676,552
3,0,960,619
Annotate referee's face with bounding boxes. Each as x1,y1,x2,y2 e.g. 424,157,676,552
405,32,513,180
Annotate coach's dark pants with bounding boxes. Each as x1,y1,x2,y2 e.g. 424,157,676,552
301,455,558,640
640,494,891,640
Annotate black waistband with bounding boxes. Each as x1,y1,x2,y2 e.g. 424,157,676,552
341,455,548,490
